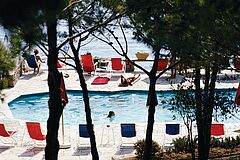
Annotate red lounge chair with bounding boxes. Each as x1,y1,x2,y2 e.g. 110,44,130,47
111,58,125,74
157,59,168,71
57,60,64,68
26,122,46,146
0,123,17,145
81,55,97,75
211,124,224,136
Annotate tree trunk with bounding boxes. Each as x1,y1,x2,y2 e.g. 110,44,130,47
76,66,99,160
143,76,157,160
186,121,195,160
194,68,208,160
45,71,62,160
68,16,99,159
45,10,63,160
195,66,218,160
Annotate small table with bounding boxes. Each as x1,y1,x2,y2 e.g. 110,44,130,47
100,125,115,145
97,59,110,70
96,59,110,76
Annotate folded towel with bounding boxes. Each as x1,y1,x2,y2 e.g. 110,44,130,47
91,77,110,85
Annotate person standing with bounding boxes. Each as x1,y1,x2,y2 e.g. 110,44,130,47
33,49,44,74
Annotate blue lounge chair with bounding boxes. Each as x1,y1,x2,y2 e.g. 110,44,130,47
121,123,136,138
120,123,136,146
166,123,180,135
117,123,137,156
26,55,41,74
76,124,92,156
78,124,93,149
27,55,38,68
79,124,90,138
163,123,180,150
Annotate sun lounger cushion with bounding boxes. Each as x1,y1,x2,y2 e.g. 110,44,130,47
158,59,168,71
79,124,91,138
121,123,136,138
211,124,224,136
166,124,180,135
27,55,38,68
91,77,110,85
81,55,95,73
57,60,64,68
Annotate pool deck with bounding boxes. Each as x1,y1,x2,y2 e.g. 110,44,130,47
1,66,240,160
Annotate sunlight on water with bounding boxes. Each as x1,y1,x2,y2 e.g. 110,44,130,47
8,90,239,125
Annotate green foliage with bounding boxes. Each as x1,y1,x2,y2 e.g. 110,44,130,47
173,136,188,152
125,0,239,68
170,89,196,122
9,33,22,57
173,135,240,153
211,135,240,149
134,139,163,159
0,77,8,89
8,31,31,58
213,89,239,122
101,0,126,13
170,86,238,124
0,42,15,78
172,136,198,153
210,137,222,148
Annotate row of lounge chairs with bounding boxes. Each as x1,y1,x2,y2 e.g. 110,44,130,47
80,55,169,75
0,122,45,147
25,54,169,75
0,122,136,148
25,54,126,75
0,122,225,149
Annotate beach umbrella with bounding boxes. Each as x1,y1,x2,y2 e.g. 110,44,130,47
59,72,71,149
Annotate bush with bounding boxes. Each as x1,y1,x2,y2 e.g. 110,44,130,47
0,78,9,89
210,135,240,149
0,42,15,78
134,139,163,160
211,137,222,148
172,136,198,153
172,136,188,152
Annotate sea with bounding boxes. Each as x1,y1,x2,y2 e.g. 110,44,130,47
0,25,156,59
0,25,170,71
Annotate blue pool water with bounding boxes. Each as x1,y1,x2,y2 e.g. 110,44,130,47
8,90,239,125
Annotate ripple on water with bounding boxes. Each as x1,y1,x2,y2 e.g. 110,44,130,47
8,90,238,125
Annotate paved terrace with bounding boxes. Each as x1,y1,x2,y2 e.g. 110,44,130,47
0,65,240,160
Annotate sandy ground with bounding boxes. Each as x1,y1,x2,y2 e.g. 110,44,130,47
0,65,240,160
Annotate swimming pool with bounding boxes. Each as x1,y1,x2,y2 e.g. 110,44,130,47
8,90,239,125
